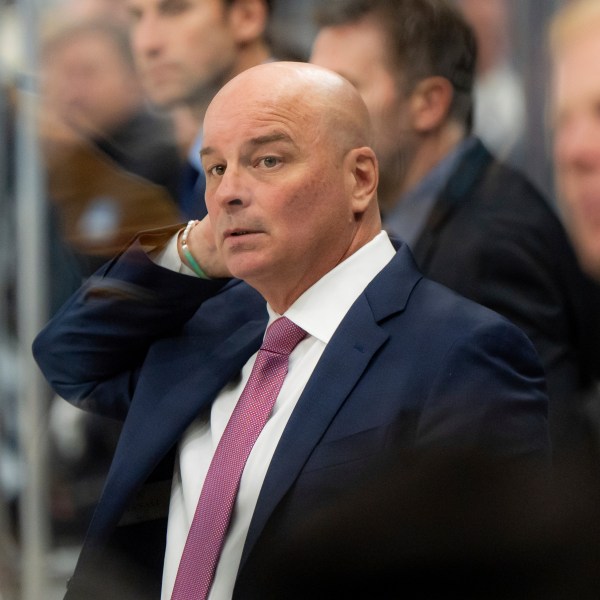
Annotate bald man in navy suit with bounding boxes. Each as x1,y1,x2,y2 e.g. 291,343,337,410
34,62,549,599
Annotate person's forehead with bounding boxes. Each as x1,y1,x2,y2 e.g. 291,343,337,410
47,34,116,68
312,22,398,84
63,31,120,55
126,0,220,11
204,63,357,144
125,0,154,10
554,28,600,88
314,20,388,58
204,104,303,147
211,73,306,118
201,126,298,160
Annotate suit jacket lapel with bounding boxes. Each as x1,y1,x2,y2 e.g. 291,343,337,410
413,138,491,268
90,318,267,536
241,243,422,567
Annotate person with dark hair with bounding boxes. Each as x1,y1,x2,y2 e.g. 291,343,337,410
125,0,274,220
311,0,600,455
33,61,549,599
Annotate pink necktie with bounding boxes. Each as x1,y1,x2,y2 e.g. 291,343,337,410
171,317,307,600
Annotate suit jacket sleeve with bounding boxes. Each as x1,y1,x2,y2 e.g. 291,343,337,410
32,229,231,420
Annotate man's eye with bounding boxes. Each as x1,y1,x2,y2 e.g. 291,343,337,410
259,156,280,168
209,165,225,176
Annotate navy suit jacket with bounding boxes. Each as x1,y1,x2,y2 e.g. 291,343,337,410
408,139,600,451
33,229,549,599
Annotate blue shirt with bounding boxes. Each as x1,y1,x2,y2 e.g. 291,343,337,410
383,136,478,247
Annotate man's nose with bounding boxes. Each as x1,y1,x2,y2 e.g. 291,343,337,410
212,167,250,210
131,13,164,58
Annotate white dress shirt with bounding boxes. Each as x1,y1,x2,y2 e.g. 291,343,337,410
157,231,396,599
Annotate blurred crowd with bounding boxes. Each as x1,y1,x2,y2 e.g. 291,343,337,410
1,0,600,597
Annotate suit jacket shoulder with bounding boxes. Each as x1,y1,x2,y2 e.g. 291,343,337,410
413,138,598,449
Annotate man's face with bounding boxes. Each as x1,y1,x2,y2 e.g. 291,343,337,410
552,27,600,279
201,82,358,303
310,19,414,190
42,33,140,136
126,0,238,109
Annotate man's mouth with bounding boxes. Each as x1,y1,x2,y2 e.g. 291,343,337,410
225,228,259,239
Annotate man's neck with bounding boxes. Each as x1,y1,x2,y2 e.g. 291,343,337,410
379,122,466,213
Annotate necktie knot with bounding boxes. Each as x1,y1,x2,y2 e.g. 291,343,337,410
261,317,307,356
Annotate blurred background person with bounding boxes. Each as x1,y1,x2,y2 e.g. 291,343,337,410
550,0,600,285
37,16,186,548
28,0,276,556
1,3,86,566
549,0,600,446
310,0,600,456
56,0,132,25
39,18,182,276
126,0,274,220
455,0,525,165
9,0,276,564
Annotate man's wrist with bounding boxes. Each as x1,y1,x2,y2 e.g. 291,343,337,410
180,220,211,279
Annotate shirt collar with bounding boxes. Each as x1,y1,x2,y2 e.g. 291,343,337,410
266,231,396,344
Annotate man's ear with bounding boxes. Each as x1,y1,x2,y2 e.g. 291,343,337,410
228,0,268,45
408,76,454,133
347,147,379,215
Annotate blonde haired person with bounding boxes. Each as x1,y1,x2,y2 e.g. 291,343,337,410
549,0,600,282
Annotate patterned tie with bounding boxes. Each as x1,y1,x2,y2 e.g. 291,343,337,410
171,317,307,600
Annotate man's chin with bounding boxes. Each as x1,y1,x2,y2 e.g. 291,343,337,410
226,259,270,286
142,84,188,111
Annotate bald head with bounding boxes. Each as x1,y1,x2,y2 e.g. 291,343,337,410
205,61,373,158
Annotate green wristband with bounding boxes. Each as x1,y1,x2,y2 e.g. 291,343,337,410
181,220,210,279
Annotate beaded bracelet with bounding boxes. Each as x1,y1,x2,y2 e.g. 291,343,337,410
180,219,209,279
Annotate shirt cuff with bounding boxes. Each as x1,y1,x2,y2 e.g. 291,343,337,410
149,232,198,277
